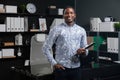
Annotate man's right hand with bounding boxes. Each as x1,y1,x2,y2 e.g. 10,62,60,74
54,64,65,70
77,48,86,55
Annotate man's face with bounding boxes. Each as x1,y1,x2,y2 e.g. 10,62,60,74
63,8,76,24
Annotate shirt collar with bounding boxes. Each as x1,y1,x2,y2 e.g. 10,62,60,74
63,22,76,27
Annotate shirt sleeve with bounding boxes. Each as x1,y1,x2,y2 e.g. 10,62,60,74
80,29,88,55
42,28,58,66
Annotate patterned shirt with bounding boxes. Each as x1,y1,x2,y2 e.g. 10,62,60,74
42,22,88,68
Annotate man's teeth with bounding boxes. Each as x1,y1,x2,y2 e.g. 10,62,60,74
68,18,71,19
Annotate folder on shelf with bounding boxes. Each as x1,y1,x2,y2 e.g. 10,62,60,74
112,37,118,53
90,17,101,31
114,38,118,53
112,38,115,53
107,37,111,52
20,17,25,32
6,17,11,32
14,17,21,32
107,37,118,53
10,17,15,32
24,17,28,31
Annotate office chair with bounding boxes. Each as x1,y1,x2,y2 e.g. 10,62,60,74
30,34,53,76
11,34,53,80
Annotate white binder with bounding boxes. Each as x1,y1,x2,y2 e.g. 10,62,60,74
14,17,21,32
90,17,101,31
6,17,11,32
20,17,24,32
10,17,15,32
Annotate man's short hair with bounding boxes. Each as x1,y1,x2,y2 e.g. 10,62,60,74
63,6,75,14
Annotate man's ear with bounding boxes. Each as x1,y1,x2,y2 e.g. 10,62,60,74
74,13,76,19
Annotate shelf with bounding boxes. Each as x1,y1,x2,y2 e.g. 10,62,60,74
0,31,48,33
0,57,23,60
87,31,120,63
99,32,118,37
2,56,16,59
99,51,118,60
0,45,29,48
87,31,97,36
0,13,63,17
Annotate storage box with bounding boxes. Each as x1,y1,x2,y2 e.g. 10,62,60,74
0,24,6,32
5,5,17,13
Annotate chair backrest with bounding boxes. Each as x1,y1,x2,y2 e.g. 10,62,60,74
30,34,53,76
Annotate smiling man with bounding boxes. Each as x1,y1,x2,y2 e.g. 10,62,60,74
42,6,88,80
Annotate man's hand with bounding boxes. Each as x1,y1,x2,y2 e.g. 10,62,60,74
53,64,65,70
77,48,86,55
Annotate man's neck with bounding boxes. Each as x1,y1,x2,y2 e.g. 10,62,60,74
66,22,75,26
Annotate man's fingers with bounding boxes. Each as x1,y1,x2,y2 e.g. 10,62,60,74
60,66,65,70
54,64,65,70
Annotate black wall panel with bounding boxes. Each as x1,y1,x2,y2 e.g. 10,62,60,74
76,0,120,31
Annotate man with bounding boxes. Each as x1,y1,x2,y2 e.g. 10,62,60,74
42,6,88,80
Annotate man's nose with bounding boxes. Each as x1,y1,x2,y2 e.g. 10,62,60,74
67,13,72,17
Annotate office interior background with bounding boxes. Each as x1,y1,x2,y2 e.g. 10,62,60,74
0,0,120,80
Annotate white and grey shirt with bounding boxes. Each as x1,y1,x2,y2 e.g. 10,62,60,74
42,22,88,68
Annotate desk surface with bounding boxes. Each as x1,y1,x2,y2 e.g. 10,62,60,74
81,62,120,80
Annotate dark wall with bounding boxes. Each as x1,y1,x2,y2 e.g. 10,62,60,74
76,0,120,31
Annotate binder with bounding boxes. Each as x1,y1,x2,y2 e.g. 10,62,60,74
6,17,11,32
10,17,15,32
20,17,24,32
107,37,118,53
24,17,28,31
90,17,101,31
14,17,21,32
114,38,118,53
